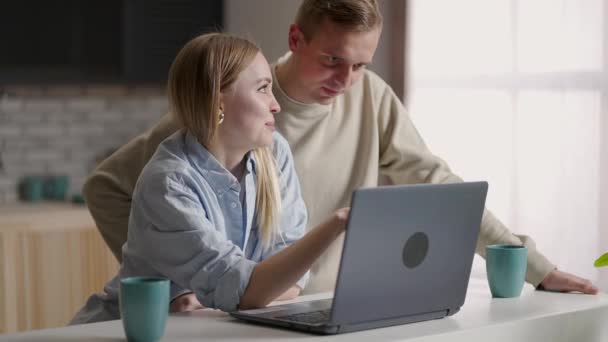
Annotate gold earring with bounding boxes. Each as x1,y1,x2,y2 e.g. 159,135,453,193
218,112,225,124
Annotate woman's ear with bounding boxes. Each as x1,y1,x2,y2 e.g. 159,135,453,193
218,93,225,113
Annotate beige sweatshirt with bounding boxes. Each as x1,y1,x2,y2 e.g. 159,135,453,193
83,56,555,295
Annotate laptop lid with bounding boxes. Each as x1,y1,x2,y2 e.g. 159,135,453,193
231,182,488,334
329,182,488,326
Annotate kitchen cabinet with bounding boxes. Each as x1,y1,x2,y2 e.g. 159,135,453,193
0,204,119,333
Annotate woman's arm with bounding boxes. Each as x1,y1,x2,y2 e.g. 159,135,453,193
275,286,301,301
239,208,349,309
170,285,301,313
134,164,347,312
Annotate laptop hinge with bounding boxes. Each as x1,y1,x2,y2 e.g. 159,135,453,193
445,307,460,316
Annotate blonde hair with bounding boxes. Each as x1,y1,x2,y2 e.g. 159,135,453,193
168,33,282,250
295,0,383,41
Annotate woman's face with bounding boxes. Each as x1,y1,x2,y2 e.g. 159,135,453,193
219,52,280,152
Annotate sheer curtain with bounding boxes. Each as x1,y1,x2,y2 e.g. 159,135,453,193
407,0,607,291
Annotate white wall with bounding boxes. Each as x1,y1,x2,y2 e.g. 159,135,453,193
223,0,393,83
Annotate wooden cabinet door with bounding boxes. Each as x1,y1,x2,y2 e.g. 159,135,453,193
0,226,119,333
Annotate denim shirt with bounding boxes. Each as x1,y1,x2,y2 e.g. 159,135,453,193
71,129,308,324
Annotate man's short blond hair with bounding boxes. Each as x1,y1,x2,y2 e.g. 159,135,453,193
295,0,383,41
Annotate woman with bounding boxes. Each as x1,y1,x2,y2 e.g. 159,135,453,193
70,33,349,324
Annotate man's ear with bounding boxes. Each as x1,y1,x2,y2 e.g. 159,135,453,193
288,24,305,52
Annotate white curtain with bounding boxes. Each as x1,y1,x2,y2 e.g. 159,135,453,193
407,0,607,291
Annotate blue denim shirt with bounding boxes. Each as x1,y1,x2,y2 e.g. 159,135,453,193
71,129,308,324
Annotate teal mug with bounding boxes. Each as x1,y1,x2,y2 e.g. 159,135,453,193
486,244,528,298
120,277,170,342
20,176,44,202
43,175,69,201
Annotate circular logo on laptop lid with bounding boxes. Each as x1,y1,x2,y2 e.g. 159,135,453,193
402,232,429,269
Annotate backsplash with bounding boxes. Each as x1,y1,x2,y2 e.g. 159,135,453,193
0,86,168,204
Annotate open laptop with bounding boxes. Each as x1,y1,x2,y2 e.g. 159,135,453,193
231,181,488,334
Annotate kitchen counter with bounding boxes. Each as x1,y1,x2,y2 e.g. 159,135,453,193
2,279,607,341
0,203,93,232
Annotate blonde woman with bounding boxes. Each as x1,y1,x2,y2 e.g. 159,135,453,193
70,33,349,324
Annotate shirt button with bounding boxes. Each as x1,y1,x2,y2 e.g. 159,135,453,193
231,202,237,209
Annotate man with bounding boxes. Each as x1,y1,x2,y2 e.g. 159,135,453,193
84,0,597,311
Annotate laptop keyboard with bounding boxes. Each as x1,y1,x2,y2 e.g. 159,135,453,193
277,309,331,324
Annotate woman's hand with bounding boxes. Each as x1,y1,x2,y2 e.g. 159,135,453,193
169,292,204,313
331,207,350,233
239,207,351,310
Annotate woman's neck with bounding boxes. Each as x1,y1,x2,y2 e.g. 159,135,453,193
205,139,248,180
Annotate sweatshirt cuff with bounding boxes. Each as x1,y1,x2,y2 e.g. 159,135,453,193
516,234,556,287
525,251,556,287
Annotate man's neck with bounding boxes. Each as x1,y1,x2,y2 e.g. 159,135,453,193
275,55,310,104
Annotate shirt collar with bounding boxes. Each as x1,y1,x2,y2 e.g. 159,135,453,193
184,130,256,193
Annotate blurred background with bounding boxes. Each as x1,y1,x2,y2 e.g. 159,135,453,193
0,0,606,333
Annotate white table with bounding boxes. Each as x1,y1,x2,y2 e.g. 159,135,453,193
2,278,607,341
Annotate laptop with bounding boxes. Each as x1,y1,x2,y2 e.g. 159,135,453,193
231,181,488,334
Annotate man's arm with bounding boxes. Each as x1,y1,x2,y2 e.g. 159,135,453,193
373,77,596,294
83,113,179,261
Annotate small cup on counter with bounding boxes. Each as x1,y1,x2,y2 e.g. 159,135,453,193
19,175,44,202
486,244,528,298
43,175,69,201
19,175,70,202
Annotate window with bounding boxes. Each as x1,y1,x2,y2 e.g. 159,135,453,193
407,0,606,287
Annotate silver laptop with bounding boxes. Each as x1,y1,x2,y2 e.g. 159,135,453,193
231,182,488,334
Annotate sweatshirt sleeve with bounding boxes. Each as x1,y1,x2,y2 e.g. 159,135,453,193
82,113,180,262
375,82,555,286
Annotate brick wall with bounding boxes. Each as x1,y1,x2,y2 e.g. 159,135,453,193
0,86,168,204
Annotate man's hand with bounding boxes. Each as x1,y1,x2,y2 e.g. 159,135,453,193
169,292,204,313
539,269,598,294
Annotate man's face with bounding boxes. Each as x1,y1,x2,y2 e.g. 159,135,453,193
289,19,381,105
